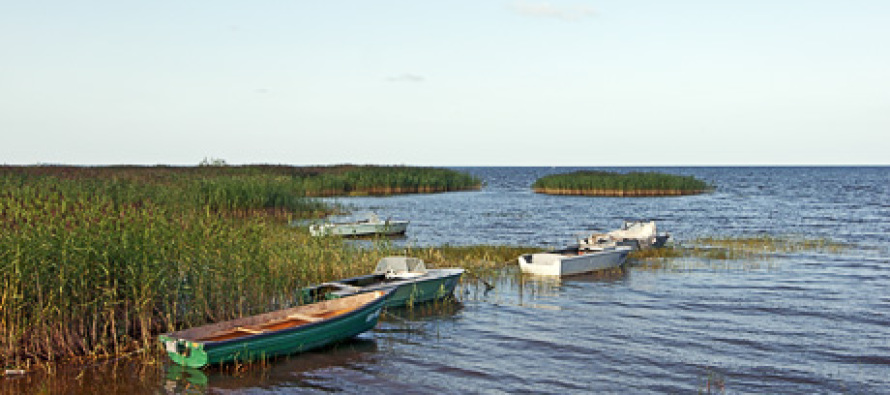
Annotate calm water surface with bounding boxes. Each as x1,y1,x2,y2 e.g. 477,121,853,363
14,167,888,394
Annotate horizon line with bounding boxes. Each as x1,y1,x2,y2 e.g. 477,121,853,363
4,162,889,168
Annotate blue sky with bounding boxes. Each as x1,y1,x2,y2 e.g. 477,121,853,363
2,1,888,166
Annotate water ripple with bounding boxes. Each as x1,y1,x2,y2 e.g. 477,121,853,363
273,167,890,393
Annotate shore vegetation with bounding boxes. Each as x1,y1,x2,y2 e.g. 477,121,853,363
0,164,485,371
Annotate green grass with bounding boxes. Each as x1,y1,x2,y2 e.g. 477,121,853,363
0,164,483,370
0,164,481,204
532,170,713,197
298,165,482,196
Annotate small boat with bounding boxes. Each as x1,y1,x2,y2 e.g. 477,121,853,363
302,256,465,308
158,290,392,368
581,220,670,250
309,213,409,237
518,245,632,276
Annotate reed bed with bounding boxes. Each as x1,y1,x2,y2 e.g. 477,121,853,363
532,171,712,197
0,165,481,371
0,164,481,202
297,165,482,196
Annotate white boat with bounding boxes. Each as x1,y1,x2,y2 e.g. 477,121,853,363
581,220,670,251
518,245,632,276
301,256,465,308
309,213,409,237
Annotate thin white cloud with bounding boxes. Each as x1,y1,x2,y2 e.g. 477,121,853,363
386,74,426,83
510,1,597,21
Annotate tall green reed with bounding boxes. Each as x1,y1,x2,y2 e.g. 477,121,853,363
0,164,486,369
532,170,712,195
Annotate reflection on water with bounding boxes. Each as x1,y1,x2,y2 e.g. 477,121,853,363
0,358,164,395
162,338,380,394
460,266,631,311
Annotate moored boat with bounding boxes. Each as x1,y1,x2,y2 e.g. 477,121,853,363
309,213,409,237
518,245,632,276
158,290,391,368
581,220,670,250
302,256,465,308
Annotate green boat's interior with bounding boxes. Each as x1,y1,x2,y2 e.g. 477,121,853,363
196,309,351,342
339,274,389,287
169,291,384,343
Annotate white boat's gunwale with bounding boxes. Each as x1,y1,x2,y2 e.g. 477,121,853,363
327,268,465,296
519,246,631,276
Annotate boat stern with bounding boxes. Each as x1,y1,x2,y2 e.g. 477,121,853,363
615,246,632,264
518,253,563,276
159,335,210,368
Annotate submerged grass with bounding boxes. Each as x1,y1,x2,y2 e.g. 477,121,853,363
691,235,846,256
629,235,847,271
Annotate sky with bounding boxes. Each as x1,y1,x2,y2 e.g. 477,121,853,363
2,1,889,166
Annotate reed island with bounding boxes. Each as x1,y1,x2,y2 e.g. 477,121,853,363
532,170,712,197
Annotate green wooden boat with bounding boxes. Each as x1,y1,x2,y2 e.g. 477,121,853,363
302,256,465,308
158,290,391,368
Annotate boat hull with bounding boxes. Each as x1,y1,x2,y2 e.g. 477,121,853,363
518,247,631,276
303,269,465,308
381,269,464,307
158,291,390,368
310,221,409,237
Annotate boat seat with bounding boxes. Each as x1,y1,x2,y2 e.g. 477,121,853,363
287,313,323,323
234,326,266,335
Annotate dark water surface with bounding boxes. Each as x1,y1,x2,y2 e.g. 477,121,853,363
11,167,888,394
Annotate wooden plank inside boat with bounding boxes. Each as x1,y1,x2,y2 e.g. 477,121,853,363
186,293,382,343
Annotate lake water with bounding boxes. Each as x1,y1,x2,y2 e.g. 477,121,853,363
311,167,889,394
10,167,889,394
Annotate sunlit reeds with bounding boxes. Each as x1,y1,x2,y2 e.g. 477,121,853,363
532,170,713,196
0,165,481,370
298,165,482,196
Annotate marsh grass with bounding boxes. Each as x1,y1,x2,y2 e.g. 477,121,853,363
532,170,712,197
629,235,847,271
298,165,482,196
692,235,846,256
0,165,480,371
